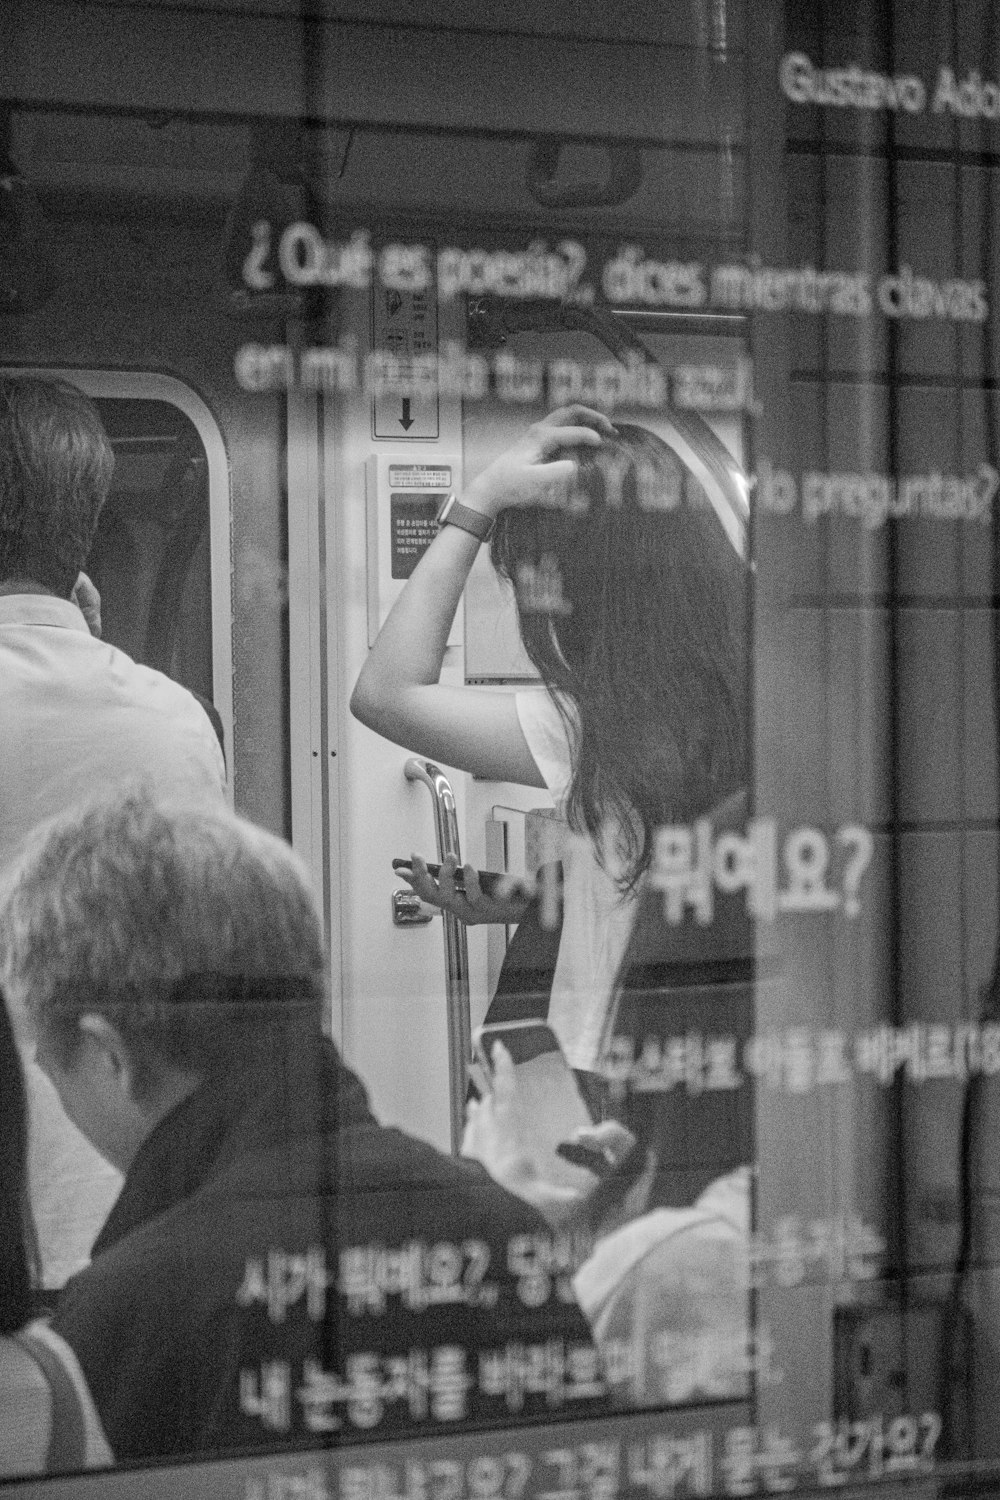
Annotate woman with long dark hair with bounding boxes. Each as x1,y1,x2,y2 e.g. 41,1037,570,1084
351,406,747,1077
0,995,111,1473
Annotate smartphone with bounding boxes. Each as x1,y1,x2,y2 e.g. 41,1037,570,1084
392,858,513,900
472,1020,598,1192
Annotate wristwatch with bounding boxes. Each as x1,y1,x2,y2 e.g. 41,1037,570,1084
436,491,494,543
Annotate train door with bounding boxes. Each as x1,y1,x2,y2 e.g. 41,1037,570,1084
281,109,903,1463
266,119,765,1450
272,141,752,1143
1,368,234,782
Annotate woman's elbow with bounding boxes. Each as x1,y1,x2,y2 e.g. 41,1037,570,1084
350,667,407,741
349,671,381,730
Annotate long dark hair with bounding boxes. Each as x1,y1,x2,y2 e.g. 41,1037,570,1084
0,992,35,1332
491,423,747,891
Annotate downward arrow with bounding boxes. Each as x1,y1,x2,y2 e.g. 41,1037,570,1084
399,398,414,431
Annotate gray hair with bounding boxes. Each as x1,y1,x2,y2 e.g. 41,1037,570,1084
0,787,327,1082
0,376,115,595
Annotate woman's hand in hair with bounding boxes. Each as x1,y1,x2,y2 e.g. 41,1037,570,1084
464,406,615,518
399,853,532,926
349,406,613,786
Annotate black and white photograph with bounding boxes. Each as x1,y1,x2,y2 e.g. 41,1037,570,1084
1,3,998,1496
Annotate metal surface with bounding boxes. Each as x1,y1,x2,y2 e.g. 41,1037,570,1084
403,757,472,1152
392,888,434,926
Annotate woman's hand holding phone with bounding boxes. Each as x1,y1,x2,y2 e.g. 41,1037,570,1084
397,853,532,926
462,1041,587,1227
465,1026,654,1233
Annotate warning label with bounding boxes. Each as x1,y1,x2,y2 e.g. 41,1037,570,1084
389,465,453,489
390,493,445,579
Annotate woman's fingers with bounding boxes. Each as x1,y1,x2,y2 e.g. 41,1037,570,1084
407,854,444,905
571,1119,637,1169
534,427,603,463
410,851,457,899
436,851,461,900
464,405,615,516
407,854,465,914
404,856,530,926
538,405,618,436
459,866,500,918
530,456,580,502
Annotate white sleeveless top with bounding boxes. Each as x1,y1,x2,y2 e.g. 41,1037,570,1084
515,689,638,1072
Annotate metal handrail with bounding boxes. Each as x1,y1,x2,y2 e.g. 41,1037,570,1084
403,757,471,1152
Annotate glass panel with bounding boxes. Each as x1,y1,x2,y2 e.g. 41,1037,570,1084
2,2,1000,1495
87,399,213,699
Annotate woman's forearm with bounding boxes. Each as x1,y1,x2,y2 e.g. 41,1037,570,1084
350,481,496,725
358,525,477,693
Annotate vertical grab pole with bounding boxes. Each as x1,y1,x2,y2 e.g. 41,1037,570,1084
403,758,471,1152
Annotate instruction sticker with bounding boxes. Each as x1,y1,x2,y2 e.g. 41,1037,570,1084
389,465,452,489
390,493,445,579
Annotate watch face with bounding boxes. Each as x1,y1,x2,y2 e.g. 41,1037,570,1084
436,492,456,525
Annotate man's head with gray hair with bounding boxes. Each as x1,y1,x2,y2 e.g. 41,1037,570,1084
0,788,328,1161
0,375,115,595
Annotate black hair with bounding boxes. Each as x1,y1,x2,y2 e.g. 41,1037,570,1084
491,423,748,891
0,993,35,1333
0,375,115,595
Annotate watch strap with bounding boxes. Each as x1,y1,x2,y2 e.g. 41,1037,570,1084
437,493,494,543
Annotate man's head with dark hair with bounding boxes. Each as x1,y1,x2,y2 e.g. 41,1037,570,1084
0,375,115,595
0,787,328,1169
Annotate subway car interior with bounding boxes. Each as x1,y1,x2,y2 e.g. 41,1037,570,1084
4,0,1000,1495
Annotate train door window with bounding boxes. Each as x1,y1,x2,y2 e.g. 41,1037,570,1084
87,399,212,696
1,370,235,784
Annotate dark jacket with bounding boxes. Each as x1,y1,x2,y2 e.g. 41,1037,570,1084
52,1038,604,1463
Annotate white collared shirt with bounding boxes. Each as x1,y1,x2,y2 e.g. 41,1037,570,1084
0,593,225,871
0,593,227,1286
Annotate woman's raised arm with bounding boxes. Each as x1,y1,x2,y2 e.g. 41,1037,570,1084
349,407,613,784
